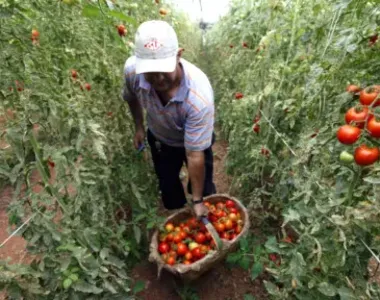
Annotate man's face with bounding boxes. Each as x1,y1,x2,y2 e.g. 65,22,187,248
143,70,177,92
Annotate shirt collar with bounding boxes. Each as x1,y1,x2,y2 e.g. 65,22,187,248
138,59,190,103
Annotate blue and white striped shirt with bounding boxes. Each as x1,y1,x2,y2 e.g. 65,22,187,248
123,57,214,151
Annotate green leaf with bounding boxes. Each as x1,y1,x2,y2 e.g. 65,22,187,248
83,228,101,252
263,281,279,296
251,261,263,280
337,287,356,300
239,256,250,270
69,274,79,282
133,280,145,294
72,281,103,294
264,82,274,97
131,183,146,209
108,11,137,26
103,279,118,294
317,282,337,297
363,177,380,184
133,225,141,244
226,252,241,264
244,295,256,300
82,5,101,18
264,236,281,253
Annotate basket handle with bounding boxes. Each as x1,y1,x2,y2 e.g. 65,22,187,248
201,217,223,250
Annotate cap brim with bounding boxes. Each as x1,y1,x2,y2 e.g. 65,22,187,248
135,56,177,74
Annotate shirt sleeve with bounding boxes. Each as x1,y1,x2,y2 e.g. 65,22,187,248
184,103,214,151
121,58,137,102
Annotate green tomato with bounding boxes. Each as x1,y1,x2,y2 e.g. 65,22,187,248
63,278,73,289
69,273,79,282
340,151,354,163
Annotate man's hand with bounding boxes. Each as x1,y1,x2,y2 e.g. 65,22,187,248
134,127,145,150
193,202,209,219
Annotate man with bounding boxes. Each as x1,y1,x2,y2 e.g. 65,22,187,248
122,20,216,218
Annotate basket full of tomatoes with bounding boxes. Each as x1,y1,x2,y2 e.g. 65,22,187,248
148,194,250,281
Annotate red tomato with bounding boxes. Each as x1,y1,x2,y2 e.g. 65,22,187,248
200,245,209,254
84,83,91,91
117,24,126,36
282,236,293,243
71,69,77,79
179,230,187,240
215,223,225,233
345,106,371,128
182,225,191,233
165,223,174,232
205,232,212,241
168,250,177,258
210,240,216,248
346,84,361,93
176,243,188,256
166,233,174,242
360,86,380,106
216,202,225,209
209,204,216,212
187,218,199,229
369,34,378,46
367,117,380,138
199,224,207,233
184,251,193,261
47,158,55,168
253,123,261,133
354,145,380,166
31,29,40,39
179,223,186,228
166,256,176,265
204,201,211,207
261,147,270,157
173,233,182,244
225,200,235,208
235,92,244,100
336,125,361,145
183,260,192,265
158,242,170,254
229,44,234,48
221,232,230,240
191,247,205,259
229,207,238,214
242,42,248,48
214,209,224,219
209,214,218,222
230,233,237,240
235,225,242,234
195,232,206,244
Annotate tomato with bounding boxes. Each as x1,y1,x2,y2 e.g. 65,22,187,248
228,213,238,222
215,223,225,233
209,205,216,212
159,233,167,242
229,44,234,48
209,214,218,222
174,226,181,232
195,232,206,244
117,24,126,36
236,213,242,220
183,260,192,265
205,232,212,241
31,29,40,39
184,251,193,261
166,233,174,242
166,256,176,265
345,106,371,128
159,8,168,16
84,83,91,91
165,223,174,232
191,247,205,259
235,92,244,99
188,242,199,250
369,34,378,46
182,225,191,233
261,147,270,157
224,219,234,230
235,225,242,234
179,230,187,240
187,218,198,229
282,236,293,243
221,232,230,240
367,117,380,138
360,86,380,106
336,125,361,145
200,245,209,254
179,223,186,229
253,124,260,133
225,200,235,208
158,242,170,254
214,210,224,219
161,253,168,261
210,240,216,248
47,158,55,168
242,42,248,48
176,243,188,256
173,233,182,244
230,233,237,240
71,69,77,79
354,145,380,166
216,202,225,209
346,84,361,93
229,207,238,214
169,250,177,258
339,151,354,163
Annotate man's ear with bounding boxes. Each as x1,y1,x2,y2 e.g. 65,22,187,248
177,48,184,59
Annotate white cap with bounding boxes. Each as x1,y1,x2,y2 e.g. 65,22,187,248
134,20,179,74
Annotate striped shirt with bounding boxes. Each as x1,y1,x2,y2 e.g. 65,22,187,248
123,56,214,151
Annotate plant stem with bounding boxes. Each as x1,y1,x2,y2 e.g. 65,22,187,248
347,168,361,205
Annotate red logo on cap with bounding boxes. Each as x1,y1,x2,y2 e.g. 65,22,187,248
144,38,162,51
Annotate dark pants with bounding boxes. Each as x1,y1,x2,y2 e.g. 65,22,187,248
147,130,216,210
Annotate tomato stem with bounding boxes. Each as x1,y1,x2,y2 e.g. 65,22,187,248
347,168,361,205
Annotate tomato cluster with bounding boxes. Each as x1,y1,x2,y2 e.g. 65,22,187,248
337,85,380,166
157,200,244,266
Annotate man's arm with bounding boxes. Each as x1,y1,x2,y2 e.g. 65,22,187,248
186,150,205,201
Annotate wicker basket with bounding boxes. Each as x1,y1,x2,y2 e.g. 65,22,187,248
148,194,250,281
